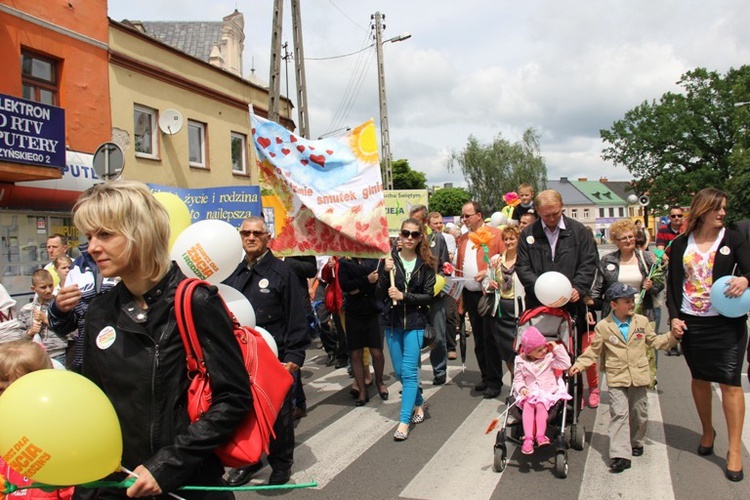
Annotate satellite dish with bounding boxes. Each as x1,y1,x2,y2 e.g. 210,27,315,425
92,142,124,181
638,195,650,207
158,109,184,135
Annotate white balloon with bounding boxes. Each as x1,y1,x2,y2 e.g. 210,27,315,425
170,220,244,285
534,271,573,308
254,326,278,358
489,212,507,228
216,284,256,328
627,194,639,205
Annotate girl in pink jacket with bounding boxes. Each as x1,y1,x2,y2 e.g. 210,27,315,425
512,327,572,455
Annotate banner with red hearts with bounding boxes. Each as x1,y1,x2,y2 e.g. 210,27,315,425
251,112,390,257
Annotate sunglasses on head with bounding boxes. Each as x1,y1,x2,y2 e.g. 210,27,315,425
400,229,421,239
239,230,267,238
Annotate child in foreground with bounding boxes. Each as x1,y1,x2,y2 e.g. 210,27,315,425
512,326,572,455
0,340,72,500
570,282,682,473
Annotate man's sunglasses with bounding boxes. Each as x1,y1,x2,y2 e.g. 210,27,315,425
400,230,421,239
239,230,267,238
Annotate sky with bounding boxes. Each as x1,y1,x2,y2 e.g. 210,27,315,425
107,0,750,188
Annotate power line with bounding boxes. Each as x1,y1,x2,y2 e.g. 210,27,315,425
305,44,373,61
327,0,368,32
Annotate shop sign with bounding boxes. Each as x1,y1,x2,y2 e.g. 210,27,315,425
0,94,65,169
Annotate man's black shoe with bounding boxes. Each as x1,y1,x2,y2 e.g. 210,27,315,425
268,469,291,485
226,462,264,486
632,447,644,457
610,458,631,473
433,375,446,386
334,357,348,369
475,382,488,392
483,387,501,399
325,352,336,366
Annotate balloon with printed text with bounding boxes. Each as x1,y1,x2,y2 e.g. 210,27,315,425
0,370,122,485
170,220,244,285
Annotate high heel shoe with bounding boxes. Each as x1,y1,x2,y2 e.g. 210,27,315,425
725,452,744,482
697,428,716,456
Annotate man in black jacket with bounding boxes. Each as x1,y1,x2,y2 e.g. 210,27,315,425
516,189,599,339
223,217,311,486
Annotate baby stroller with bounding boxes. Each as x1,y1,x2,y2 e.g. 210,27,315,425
492,306,585,478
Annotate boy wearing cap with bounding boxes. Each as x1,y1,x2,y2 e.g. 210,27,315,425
569,282,682,473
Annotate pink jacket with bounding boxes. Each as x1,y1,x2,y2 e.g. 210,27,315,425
512,344,571,399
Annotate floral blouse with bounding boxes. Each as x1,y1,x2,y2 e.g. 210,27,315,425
681,229,724,316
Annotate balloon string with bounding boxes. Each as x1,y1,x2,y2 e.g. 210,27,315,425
2,479,318,494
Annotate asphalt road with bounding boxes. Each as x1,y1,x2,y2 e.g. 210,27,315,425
232,312,750,500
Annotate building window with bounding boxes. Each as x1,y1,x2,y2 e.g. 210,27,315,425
188,120,207,168
618,207,624,217
584,209,590,218
21,51,58,105
608,207,615,217
599,208,605,218
231,132,247,174
571,208,578,219
134,105,158,157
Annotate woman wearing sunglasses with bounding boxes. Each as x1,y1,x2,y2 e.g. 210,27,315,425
378,218,436,441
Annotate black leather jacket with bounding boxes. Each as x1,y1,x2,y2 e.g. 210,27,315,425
81,264,252,494
590,250,664,320
377,252,435,330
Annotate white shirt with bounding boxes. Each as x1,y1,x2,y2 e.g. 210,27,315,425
443,232,457,258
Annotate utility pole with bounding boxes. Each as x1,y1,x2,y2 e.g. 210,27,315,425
268,0,283,123
291,0,310,138
373,11,393,190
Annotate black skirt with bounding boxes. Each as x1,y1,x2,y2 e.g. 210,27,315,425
493,298,518,363
680,313,748,386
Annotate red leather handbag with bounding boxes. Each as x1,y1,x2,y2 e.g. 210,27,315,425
174,278,294,467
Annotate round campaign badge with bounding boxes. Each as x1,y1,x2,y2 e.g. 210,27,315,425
608,335,619,345
719,246,730,256
430,240,436,248
96,326,117,350
606,263,616,271
258,278,269,289
526,236,535,245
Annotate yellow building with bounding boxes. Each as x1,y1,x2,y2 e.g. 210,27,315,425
108,12,294,187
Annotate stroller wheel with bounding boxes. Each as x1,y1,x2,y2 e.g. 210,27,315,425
555,451,569,478
571,424,585,451
493,446,507,473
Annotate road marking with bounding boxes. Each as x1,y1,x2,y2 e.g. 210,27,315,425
290,362,462,489
579,386,675,500
400,398,506,499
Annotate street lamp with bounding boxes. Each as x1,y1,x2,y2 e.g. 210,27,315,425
373,11,410,190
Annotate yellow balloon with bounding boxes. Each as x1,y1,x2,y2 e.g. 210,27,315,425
0,370,122,485
434,274,446,296
153,192,192,250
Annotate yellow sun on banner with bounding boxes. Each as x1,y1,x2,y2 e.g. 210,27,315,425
350,120,379,164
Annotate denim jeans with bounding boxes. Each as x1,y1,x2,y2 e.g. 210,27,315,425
385,327,425,424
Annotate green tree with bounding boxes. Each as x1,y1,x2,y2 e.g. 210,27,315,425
391,158,427,190
447,129,547,212
428,187,471,216
601,66,750,220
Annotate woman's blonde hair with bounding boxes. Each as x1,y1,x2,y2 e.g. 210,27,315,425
609,219,635,241
73,180,171,281
501,225,520,240
684,188,726,235
0,340,53,385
